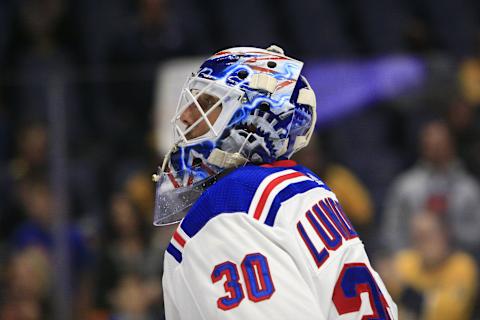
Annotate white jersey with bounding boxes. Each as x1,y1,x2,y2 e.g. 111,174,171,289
162,161,397,319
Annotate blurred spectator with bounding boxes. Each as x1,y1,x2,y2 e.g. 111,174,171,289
10,177,92,287
379,212,477,320
145,223,177,278
293,134,374,228
458,59,480,107
447,98,480,180
0,246,52,320
123,170,155,223
0,120,101,237
381,119,480,253
9,123,48,179
0,123,47,240
448,59,480,179
94,193,152,310
108,273,158,320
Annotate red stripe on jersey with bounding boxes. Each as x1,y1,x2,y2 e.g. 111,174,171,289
260,160,297,168
253,171,304,220
173,230,186,248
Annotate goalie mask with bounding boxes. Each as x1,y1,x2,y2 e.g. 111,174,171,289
153,45,317,225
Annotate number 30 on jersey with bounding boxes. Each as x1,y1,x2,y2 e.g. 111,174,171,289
211,253,275,310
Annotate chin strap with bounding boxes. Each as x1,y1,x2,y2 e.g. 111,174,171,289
207,148,249,168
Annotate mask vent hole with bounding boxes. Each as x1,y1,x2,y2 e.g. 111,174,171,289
267,61,277,68
238,70,248,79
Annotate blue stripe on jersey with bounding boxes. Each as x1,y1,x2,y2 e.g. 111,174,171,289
264,180,330,226
292,166,331,192
167,242,183,263
180,164,332,238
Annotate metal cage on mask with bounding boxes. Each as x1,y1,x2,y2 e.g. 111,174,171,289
153,75,248,225
173,77,245,145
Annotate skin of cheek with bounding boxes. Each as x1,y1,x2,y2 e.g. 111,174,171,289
185,106,222,139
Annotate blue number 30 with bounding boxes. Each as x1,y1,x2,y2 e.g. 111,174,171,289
211,253,275,311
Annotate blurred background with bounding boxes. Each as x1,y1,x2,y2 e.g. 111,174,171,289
0,0,480,319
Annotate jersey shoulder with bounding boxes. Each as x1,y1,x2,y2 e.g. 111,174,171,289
182,162,331,238
179,164,290,236
166,162,332,264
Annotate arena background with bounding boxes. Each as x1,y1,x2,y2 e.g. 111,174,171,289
0,0,480,319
